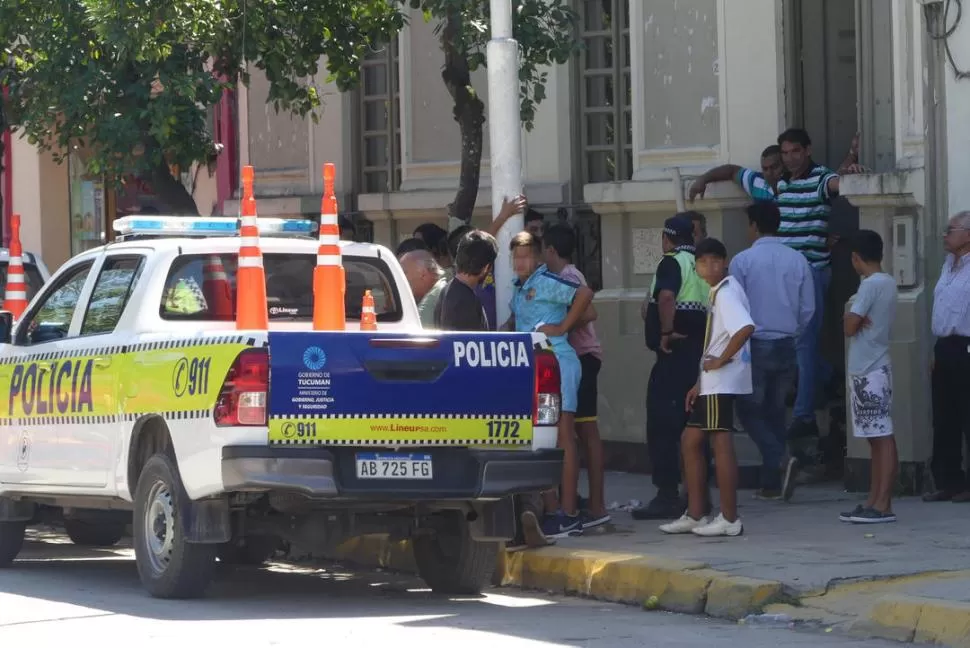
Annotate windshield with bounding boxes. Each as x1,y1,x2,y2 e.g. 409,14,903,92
160,253,402,322
0,262,45,303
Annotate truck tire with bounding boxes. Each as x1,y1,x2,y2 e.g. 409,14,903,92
218,535,281,566
64,518,126,547
412,513,498,595
0,521,26,567
133,453,216,599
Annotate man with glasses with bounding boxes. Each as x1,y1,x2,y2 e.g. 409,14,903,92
924,212,970,503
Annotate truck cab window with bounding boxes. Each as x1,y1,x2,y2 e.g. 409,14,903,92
160,254,403,323
17,263,93,345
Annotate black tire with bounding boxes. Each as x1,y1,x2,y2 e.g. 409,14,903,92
0,521,26,567
218,535,281,566
64,518,126,547
133,453,216,599
412,513,498,595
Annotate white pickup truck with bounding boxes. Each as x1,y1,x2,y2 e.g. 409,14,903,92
0,216,564,599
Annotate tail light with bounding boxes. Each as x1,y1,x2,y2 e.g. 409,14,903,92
214,348,269,426
533,350,561,426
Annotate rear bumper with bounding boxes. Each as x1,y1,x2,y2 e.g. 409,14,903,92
221,445,564,499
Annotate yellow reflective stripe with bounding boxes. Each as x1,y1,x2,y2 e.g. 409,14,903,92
269,415,534,447
0,336,258,422
122,341,253,415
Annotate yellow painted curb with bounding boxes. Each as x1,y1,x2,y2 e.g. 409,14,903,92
328,534,784,620
854,595,970,647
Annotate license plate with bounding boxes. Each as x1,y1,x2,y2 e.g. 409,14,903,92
355,452,433,480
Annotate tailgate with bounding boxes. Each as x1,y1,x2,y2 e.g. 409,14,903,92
266,331,537,447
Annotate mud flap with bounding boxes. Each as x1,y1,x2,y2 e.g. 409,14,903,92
180,495,231,544
468,496,516,542
0,497,34,522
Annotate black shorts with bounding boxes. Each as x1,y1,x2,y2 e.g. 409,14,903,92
576,354,601,422
687,393,735,432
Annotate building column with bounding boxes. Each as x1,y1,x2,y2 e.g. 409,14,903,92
11,138,70,271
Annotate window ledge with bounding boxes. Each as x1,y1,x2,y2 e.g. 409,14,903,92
840,170,924,208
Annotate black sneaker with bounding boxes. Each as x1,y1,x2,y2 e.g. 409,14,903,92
788,419,820,440
631,494,683,521
754,488,783,501
540,511,583,538
839,504,864,523
782,457,801,502
849,507,897,524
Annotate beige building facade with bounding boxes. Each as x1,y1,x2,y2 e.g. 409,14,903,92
211,0,962,490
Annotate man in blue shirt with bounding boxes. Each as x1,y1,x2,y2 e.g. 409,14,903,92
507,231,594,538
729,202,815,500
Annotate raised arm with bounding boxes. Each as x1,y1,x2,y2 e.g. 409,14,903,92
485,195,527,237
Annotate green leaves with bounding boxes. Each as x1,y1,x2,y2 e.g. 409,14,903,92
0,0,404,190
411,0,580,131
0,0,578,201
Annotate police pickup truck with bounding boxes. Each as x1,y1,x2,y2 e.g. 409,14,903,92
0,216,564,599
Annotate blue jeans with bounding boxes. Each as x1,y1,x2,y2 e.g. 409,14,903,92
793,265,832,422
736,338,798,490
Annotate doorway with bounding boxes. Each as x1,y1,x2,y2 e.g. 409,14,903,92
784,0,866,475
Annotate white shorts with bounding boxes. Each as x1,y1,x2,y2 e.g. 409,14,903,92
849,364,893,439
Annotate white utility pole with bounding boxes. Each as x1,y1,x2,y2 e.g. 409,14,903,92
487,0,523,327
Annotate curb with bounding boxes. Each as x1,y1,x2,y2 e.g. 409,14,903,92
328,534,786,620
851,595,970,646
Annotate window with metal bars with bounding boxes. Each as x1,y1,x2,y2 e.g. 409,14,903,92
577,0,632,184
358,40,402,194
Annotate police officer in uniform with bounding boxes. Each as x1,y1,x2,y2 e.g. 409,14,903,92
633,215,710,520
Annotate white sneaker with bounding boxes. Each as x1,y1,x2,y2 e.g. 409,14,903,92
659,512,711,534
691,513,743,537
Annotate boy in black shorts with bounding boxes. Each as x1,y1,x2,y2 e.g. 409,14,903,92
660,238,754,538
542,224,610,529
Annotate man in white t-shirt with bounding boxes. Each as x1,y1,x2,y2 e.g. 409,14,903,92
660,238,755,538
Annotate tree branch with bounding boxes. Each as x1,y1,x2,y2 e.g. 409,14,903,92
440,6,485,224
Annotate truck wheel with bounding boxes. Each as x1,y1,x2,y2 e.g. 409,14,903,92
0,521,26,567
64,518,126,547
218,535,281,566
412,513,498,595
133,453,216,599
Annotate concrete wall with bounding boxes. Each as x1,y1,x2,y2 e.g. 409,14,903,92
943,11,970,219
11,136,71,273
588,0,787,445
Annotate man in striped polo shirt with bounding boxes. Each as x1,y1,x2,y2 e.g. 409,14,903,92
688,128,859,455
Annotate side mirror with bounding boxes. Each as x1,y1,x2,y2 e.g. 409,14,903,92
0,311,13,344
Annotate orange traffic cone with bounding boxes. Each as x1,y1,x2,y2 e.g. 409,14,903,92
202,254,234,320
235,166,269,330
3,213,28,318
360,290,377,331
312,163,346,331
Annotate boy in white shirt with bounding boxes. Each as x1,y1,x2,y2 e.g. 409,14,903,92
660,238,755,538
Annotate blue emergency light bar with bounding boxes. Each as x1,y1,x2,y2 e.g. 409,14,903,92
112,215,318,240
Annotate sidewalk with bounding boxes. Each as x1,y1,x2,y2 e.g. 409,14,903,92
323,471,970,646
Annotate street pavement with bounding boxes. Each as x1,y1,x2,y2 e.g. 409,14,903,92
585,471,970,595
0,533,900,648
327,471,970,645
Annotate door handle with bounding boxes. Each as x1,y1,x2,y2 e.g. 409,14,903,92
37,362,54,374
94,357,112,369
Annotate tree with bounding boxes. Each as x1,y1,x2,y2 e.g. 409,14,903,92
0,0,405,213
403,0,579,223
